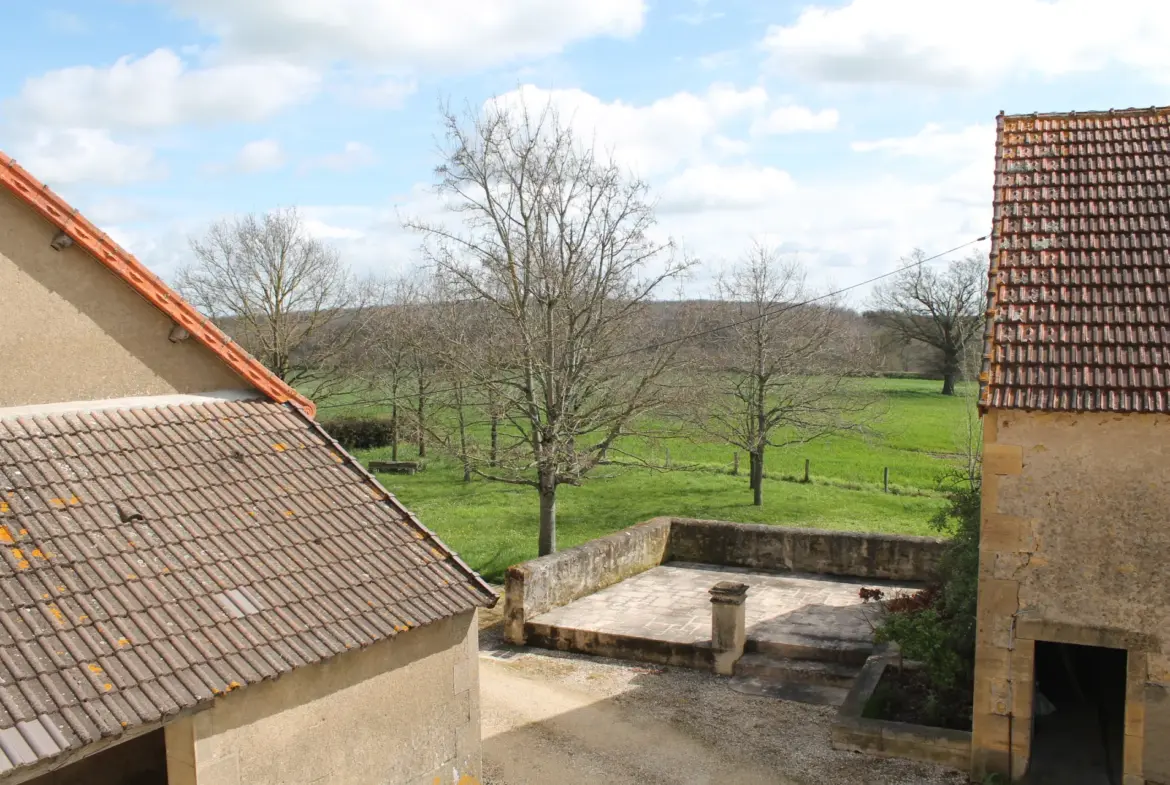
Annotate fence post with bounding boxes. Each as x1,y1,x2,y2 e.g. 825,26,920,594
804,458,810,483
732,452,739,476
883,467,890,493
665,447,672,469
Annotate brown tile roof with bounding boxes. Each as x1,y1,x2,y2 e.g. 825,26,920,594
0,152,316,417
0,398,494,776
979,106,1170,413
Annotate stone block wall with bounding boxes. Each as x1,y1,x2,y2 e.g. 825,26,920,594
667,518,946,581
504,518,672,644
972,410,1170,784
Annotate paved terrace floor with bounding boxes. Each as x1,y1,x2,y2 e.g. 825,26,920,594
528,563,922,646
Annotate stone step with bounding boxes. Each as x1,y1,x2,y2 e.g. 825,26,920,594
733,653,861,688
746,633,873,666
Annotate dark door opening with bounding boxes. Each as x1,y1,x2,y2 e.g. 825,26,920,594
1028,641,1127,785
31,728,167,785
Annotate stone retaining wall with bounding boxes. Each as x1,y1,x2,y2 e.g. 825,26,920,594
504,517,672,644
667,518,946,581
504,517,945,645
832,650,971,770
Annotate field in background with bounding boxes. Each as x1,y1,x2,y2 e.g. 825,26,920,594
337,378,976,582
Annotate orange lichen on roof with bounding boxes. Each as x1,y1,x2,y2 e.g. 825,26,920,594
272,443,287,452
10,549,28,570
0,503,8,515
87,663,103,674
0,150,316,417
0,526,12,542
49,496,81,509
46,605,64,624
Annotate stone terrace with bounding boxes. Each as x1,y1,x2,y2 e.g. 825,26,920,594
528,562,919,650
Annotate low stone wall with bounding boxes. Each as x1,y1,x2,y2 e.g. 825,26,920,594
504,517,672,644
832,650,971,770
668,518,946,581
504,517,947,645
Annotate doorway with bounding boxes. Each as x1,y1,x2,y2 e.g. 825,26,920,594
1028,641,1127,785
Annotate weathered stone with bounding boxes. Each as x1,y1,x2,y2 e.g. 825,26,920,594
667,519,946,581
503,517,672,644
710,582,747,675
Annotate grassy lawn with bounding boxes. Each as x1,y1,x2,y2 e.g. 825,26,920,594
344,378,976,582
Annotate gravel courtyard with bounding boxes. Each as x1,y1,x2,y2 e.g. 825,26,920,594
478,621,966,785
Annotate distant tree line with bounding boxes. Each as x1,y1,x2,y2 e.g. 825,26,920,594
175,98,987,556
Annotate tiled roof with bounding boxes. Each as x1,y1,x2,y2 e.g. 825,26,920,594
979,106,1170,413
0,151,316,417
0,398,494,777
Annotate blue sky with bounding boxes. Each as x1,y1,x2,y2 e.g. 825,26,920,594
2,0,1169,301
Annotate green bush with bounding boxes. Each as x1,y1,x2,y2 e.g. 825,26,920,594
871,471,980,721
320,416,395,450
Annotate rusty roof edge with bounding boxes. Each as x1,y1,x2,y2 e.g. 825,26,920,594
0,152,316,419
287,404,498,608
978,112,1007,416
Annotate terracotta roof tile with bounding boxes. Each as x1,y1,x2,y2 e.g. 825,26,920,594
980,106,1170,412
0,399,494,776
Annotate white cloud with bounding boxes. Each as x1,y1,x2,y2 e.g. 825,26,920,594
852,123,995,160
13,129,161,186
750,105,839,135
659,164,798,213
165,0,646,70
235,139,286,172
12,48,321,130
763,0,1170,87
339,75,417,108
491,83,767,175
306,141,379,172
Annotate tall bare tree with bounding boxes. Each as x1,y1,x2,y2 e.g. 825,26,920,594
698,244,876,506
177,207,378,401
367,275,425,460
869,250,986,395
409,99,691,555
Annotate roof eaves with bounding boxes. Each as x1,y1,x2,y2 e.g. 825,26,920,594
978,112,1007,415
0,152,316,418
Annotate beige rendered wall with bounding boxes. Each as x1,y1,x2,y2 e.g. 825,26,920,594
165,611,481,785
0,189,246,407
971,410,1170,784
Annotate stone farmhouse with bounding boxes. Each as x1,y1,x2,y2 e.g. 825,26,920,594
0,152,496,784
973,106,1170,784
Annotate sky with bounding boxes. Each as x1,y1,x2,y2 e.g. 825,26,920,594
2,0,1170,304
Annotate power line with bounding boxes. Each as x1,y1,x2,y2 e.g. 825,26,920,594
317,234,989,412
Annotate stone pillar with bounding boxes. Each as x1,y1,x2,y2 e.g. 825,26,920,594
709,581,748,676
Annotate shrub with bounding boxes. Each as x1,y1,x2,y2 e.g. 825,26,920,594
865,471,981,723
320,416,395,450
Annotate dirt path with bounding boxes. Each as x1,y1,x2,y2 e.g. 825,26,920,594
478,627,966,785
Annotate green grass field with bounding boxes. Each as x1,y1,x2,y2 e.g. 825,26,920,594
341,378,976,582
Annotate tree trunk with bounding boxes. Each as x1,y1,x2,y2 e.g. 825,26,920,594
417,394,427,458
390,385,399,461
457,390,471,483
489,413,499,468
748,452,759,490
538,477,557,556
751,448,764,506
941,352,960,396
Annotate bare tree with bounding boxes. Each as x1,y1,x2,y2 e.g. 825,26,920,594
869,251,986,395
409,99,691,555
367,276,426,460
698,244,876,506
177,208,378,401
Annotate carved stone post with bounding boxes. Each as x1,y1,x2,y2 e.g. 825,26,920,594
709,581,748,676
